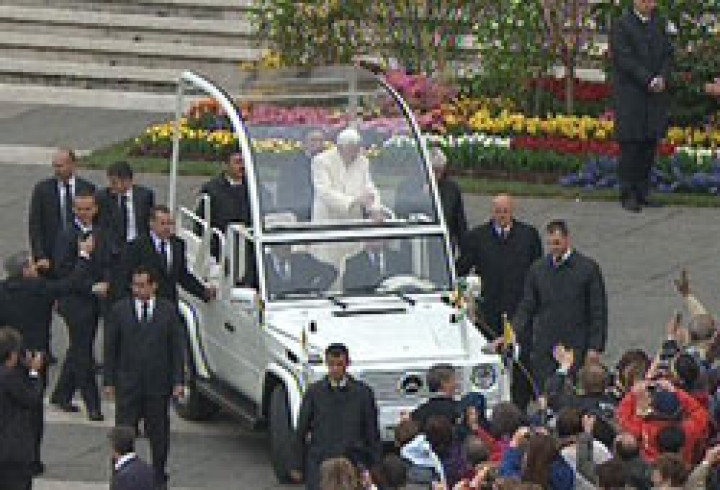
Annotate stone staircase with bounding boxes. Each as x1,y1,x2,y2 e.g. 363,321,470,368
0,0,263,111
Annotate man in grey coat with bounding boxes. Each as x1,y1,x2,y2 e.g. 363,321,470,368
508,220,608,387
611,0,673,212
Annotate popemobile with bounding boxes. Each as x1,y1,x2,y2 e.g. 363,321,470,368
168,66,509,482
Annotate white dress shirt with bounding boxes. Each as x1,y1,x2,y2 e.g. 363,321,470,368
114,453,137,471
120,189,138,242
58,176,76,221
150,232,172,270
135,297,156,323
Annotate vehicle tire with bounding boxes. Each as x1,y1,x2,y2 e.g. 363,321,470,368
269,384,294,483
173,342,219,421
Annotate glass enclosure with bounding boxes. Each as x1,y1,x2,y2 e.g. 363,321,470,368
258,235,451,300
230,67,438,230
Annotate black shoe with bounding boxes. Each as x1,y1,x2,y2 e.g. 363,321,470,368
51,401,80,413
30,461,45,476
88,411,105,422
621,196,641,213
638,196,664,208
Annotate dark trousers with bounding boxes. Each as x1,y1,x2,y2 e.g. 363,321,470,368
116,392,170,485
0,464,32,490
51,301,101,412
619,140,657,200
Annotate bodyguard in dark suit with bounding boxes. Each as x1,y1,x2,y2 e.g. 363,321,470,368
394,147,467,250
96,161,155,246
263,245,337,299
109,426,155,490
96,161,155,303
457,194,542,408
0,327,45,490
28,148,95,274
123,205,215,305
611,0,673,212
510,220,608,387
275,130,326,221
49,191,110,420
343,241,411,292
196,153,251,233
104,267,185,489
291,344,382,490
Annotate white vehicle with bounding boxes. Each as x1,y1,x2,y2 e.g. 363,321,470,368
169,67,509,482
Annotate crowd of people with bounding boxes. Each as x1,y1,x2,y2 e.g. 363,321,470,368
298,269,720,490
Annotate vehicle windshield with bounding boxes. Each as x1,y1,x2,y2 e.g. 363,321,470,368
260,234,451,300
233,66,438,231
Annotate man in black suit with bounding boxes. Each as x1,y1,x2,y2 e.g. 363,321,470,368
104,267,185,489
28,148,96,274
109,426,155,490
196,152,251,233
0,327,45,490
263,244,337,299
97,161,155,246
457,194,542,408
343,239,411,292
123,205,216,305
49,191,110,421
276,130,326,221
611,0,673,212
96,161,154,303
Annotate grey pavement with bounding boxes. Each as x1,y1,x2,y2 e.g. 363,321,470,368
1,163,720,489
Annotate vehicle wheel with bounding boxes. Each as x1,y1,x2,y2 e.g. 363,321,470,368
269,384,294,483
173,343,218,421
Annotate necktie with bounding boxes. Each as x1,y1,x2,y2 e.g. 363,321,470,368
141,301,150,324
119,195,129,242
160,240,170,273
63,181,74,230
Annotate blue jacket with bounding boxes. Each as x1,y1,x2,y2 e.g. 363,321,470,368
500,447,575,490
111,456,155,490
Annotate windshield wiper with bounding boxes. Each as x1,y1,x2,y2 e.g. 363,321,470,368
273,289,347,309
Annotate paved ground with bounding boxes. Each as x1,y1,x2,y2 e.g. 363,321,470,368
1,161,719,488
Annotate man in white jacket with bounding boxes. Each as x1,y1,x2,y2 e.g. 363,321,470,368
312,128,379,223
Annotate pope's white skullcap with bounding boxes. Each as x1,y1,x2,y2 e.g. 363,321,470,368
336,128,362,146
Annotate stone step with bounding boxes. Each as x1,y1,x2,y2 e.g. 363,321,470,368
0,32,261,71
7,0,256,18
0,57,187,93
0,5,256,46
0,83,207,112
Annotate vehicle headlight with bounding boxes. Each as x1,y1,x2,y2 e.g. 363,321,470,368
470,364,497,390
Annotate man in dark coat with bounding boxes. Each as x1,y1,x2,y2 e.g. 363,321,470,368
263,244,337,299
611,0,673,212
275,130,326,221
196,153,252,234
104,267,185,489
343,240,411,292
49,191,110,420
0,327,45,490
123,205,215,305
109,426,155,490
28,148,96,275
394,147,467,251
508,220,608,388
1,247,94,473
291,343,382,490
457,194,542,408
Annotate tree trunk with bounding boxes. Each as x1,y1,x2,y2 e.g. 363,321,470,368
565,55,575,115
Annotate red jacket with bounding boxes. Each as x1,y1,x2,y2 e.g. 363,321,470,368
474,427,510,463
617,389,709,465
